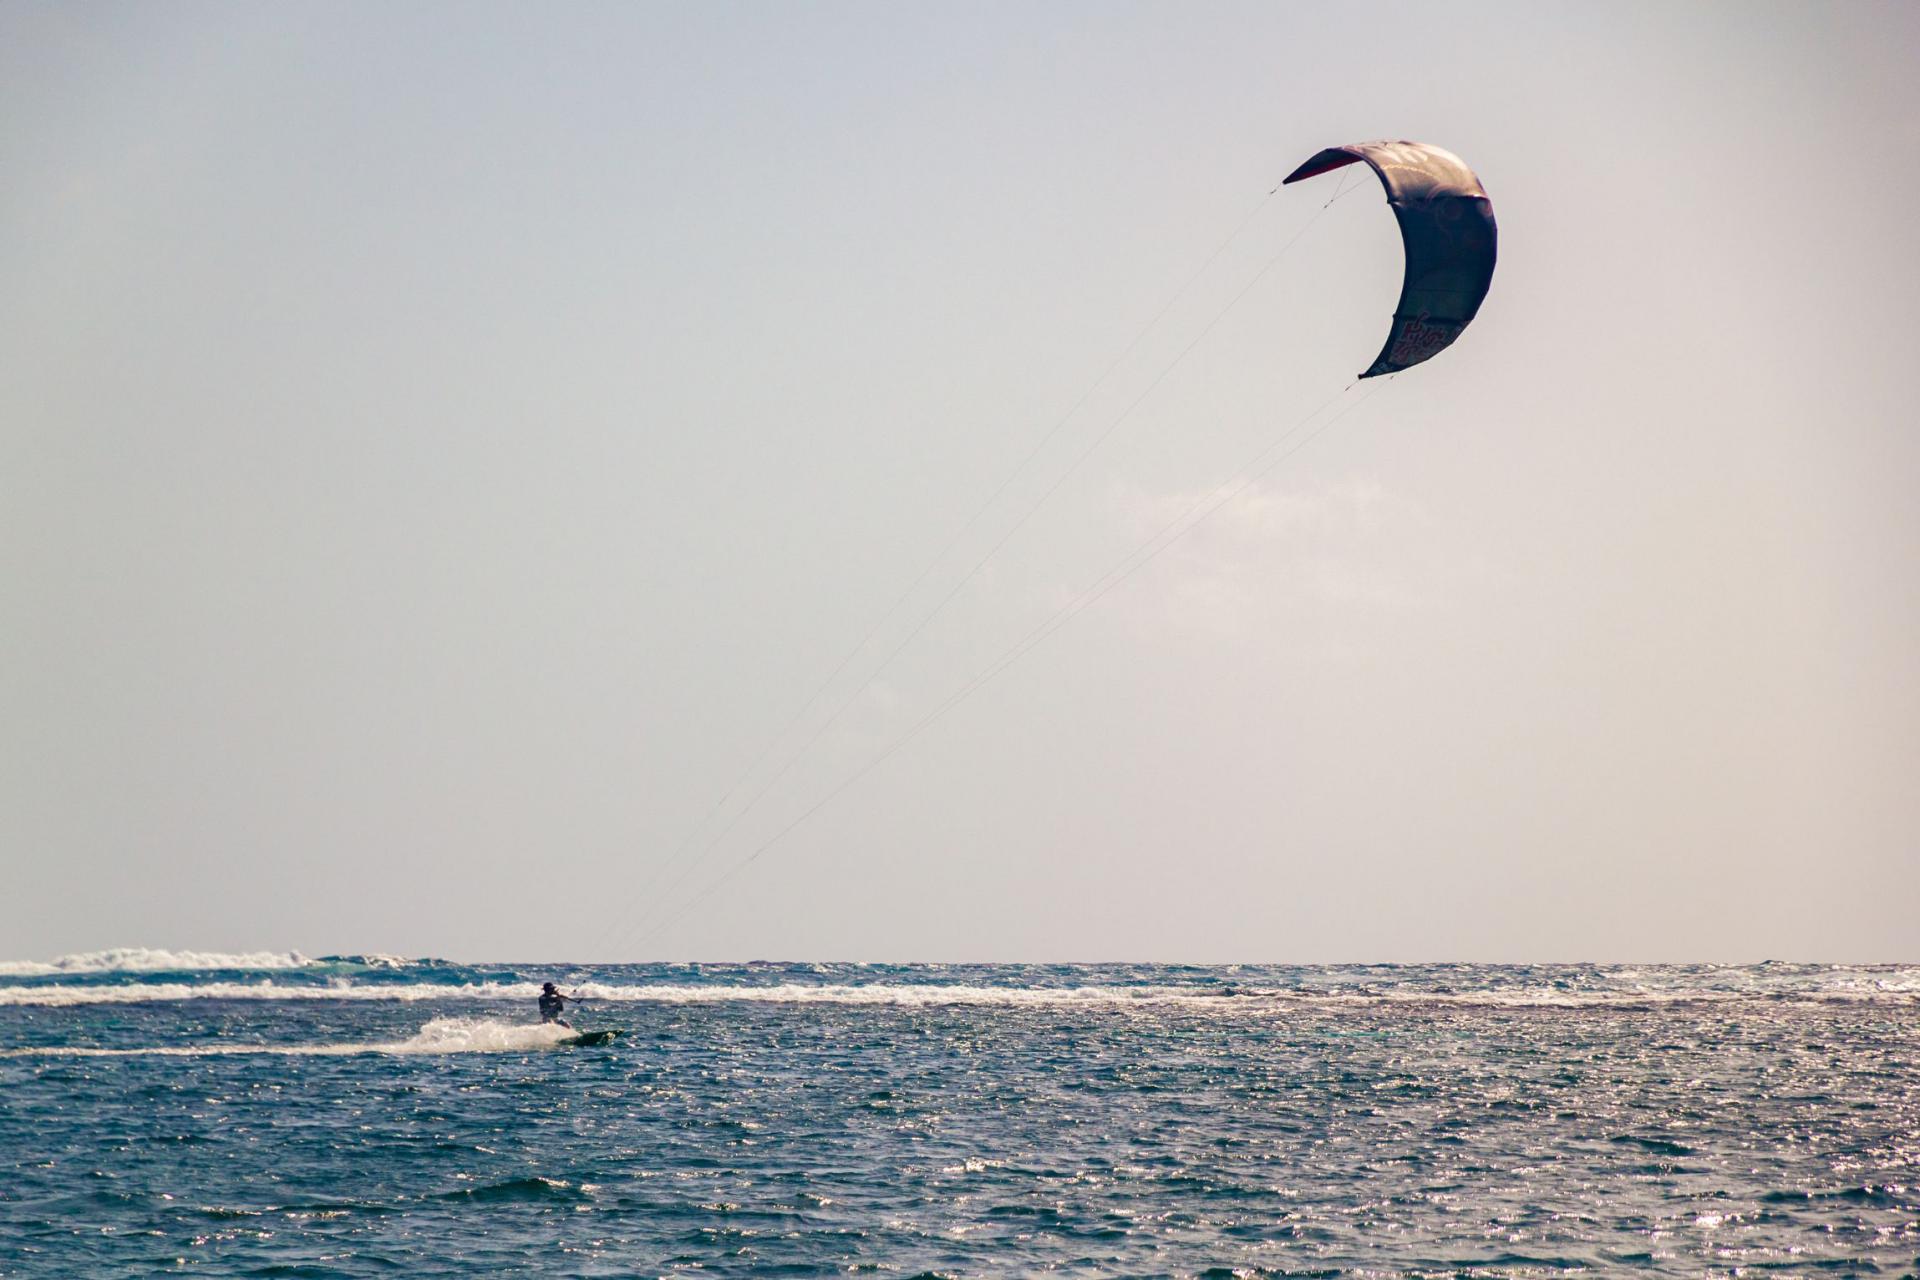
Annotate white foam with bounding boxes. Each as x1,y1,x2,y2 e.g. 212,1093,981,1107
0,979,1256,1009
0,948,314,977
387,1016,574,1054
0,1017,572,1059
340,954,416,970
0,980,530,1007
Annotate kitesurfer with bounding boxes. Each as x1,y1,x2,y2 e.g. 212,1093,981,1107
538,982,584,1028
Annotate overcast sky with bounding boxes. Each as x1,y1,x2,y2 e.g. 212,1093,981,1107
3,1,1915,963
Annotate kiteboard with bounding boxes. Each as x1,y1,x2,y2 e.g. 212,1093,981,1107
558,1029,622,1047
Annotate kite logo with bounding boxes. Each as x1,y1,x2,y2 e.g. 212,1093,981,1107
1388,313,1460,367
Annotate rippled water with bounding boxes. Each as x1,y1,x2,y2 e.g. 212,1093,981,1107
3,958,1916,1277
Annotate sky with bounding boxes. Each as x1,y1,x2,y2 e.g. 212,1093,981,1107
3,1,1915,963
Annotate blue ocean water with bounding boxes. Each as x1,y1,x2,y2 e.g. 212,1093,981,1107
2,956,1915,1277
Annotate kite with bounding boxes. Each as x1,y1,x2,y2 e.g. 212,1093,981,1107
1284,141,1497,377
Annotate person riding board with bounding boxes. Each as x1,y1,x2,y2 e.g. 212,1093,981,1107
538,982,586,1028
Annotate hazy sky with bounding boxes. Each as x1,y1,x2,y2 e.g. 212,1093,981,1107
4,1,1915,962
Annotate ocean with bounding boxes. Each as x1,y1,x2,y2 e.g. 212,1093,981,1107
2,955,1915,1277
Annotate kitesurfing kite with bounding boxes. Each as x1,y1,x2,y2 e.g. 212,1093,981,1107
1284,141,1497,378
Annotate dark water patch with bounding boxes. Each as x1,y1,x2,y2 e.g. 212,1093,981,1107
1609,1133,1696,1156
1764,1185,1913,1209
1628,1161,1705,1176
441,1175,589,1204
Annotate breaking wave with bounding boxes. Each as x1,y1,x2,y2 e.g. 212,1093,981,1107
0,1017,572,1058
0,980,1223,1008
0,948,319,977
3,977,1915,1010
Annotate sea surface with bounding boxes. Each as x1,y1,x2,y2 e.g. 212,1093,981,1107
2,954,1915,1278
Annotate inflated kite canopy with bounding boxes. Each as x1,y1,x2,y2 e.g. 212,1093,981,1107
1284,141,1497,378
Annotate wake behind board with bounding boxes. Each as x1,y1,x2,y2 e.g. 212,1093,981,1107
558,1029,622,1047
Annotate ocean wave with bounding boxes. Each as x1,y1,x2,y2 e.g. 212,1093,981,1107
0,980,518,1007
0,980,1224,1008
2,977,1915,1010
315,953,424,970
0,1017,572,1058
0,947,318,977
